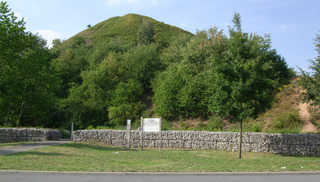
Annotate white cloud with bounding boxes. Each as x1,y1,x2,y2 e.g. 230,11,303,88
34,30,61,48
280,25,287,30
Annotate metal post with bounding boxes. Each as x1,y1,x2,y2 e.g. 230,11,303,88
140,117,143,151
159,117,162,152
126,119,131,150
71,122,74,140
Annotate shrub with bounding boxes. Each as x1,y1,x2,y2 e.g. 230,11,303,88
141,109,153,118
207,116,223,131
251,123,262,132
272,110,303,130
59,128,71,138
108,102,145,126
161,119,173,131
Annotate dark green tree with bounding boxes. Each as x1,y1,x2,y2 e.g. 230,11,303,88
0,2,58,127
298,32,320,107
50,36,89,98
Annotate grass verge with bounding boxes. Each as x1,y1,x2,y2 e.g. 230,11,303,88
0,142,319,172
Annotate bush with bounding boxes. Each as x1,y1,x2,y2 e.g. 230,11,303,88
141,109,153,118
108,102,145,126
161,119,173,131
207,116,223,131
251,123,262,132
272,110,303,130
59,128,71,139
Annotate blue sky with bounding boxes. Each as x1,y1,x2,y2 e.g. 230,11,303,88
5,0,320,72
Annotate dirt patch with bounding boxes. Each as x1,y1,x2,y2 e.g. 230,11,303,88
299,102,319,133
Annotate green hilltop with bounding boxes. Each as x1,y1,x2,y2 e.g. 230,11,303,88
70,13,193,47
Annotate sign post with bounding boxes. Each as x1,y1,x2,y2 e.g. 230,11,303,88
71,122,74,140
140,117,143,151
126,119,131,151
159,117,162,151
140,117,162,152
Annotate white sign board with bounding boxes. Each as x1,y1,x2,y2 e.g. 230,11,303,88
143,118,160,132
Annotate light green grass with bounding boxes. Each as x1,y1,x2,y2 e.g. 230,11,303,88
0,142,319,172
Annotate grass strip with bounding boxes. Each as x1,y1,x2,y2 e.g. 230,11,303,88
0,142,319,172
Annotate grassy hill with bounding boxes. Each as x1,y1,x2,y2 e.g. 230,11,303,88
70,13,193,47
51,14,319,134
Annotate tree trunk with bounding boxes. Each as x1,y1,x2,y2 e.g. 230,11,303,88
239,120,243,159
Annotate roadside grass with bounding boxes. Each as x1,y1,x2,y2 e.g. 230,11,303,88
0,142,319,172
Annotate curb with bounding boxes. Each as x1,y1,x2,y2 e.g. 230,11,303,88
1,170,320,176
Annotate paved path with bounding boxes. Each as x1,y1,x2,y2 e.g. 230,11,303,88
0,171,319,182
0,140,71,155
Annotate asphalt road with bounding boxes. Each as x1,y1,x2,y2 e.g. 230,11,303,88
0,141,71,155
1,171,319,182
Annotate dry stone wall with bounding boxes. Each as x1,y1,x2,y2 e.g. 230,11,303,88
0,128,62,143
73,130,320,156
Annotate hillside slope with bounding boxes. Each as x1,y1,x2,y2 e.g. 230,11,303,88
231,79,319,133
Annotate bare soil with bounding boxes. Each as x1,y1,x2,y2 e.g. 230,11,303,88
299,102,319,133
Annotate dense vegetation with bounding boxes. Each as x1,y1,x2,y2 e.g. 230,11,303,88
1,1,299,131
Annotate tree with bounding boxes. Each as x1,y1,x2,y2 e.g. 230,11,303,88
299,32,320,107
0,2,58,127
137,20,154,45
209,13,289,159
50,36,89,98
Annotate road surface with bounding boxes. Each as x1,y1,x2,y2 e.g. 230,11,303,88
0,171,319,182
0,141,71,155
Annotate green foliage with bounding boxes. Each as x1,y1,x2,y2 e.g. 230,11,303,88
59,128,71,139
122,44,162,88
161,119,173,131
207,116,223,131
74,14,192,48
251,123,262,132
209,13,289,123
137,20,154,45
153,13,290,122
108,102,145,126
141,109,153,118
111,79,143,106
50,36,90,97
272,110,303,131
0,2,59,127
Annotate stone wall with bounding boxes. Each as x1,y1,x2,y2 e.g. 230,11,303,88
0,128,62,143
73,130,320,156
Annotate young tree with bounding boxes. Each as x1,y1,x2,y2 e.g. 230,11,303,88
209,13,289,159
299,32,320,107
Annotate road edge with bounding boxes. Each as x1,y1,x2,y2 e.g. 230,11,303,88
1,170,320,176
